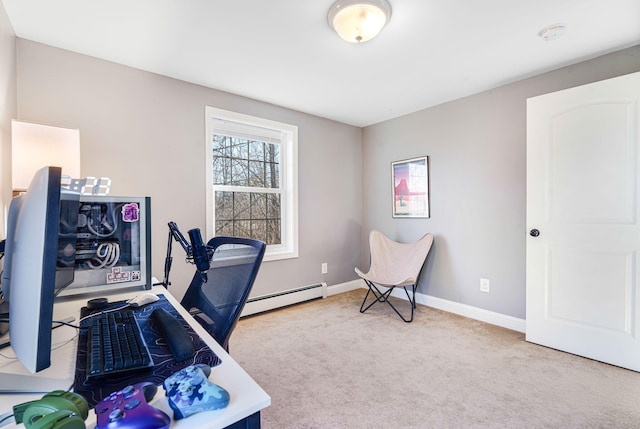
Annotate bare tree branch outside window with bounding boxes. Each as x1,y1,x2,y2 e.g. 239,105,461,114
212,135,282,245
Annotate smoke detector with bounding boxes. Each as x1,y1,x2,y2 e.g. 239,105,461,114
538,23,567,41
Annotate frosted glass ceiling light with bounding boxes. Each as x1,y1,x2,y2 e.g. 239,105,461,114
328,0,392,43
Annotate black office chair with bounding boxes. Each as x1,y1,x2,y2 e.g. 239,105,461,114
180,236,266,352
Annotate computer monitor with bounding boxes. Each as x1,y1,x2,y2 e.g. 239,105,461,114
1,166,79,373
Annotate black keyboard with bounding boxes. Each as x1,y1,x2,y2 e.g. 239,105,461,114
85,310,154,378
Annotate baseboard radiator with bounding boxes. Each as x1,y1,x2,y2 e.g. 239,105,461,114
241,283,328,317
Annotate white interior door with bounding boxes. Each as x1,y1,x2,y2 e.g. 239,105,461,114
526,71,640,371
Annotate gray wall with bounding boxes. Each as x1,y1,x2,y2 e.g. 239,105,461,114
362,45,640,319
4,11,640,321
0,4,16,238
14,39,363,300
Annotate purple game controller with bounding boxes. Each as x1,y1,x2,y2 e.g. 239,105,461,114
163,364,230,419
95,382,171,429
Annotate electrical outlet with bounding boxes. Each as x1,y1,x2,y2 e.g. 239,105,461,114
480,278,490,293
322,263,328,274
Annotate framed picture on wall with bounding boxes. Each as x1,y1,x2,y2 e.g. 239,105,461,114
392,156,430,218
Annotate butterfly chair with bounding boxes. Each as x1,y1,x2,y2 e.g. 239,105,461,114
356,230,433,322
180,236,266,352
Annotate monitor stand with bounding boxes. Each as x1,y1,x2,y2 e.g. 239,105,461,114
0,317,77,393
0,302,7,336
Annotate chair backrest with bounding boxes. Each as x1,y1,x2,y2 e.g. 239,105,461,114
180,236,266,352
368,230,433,285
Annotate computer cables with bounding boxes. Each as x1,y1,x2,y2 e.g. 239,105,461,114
85,242,120,270
81,202,119,238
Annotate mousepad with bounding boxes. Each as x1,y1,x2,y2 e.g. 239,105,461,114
72,294,221,407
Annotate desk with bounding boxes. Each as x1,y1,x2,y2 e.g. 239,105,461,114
0,286,270,428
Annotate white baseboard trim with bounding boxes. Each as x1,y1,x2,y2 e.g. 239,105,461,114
415,293,526,333
352,279,525,333
327,279,363,296
245,279,526,333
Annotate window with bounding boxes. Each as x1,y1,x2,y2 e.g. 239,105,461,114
205,107,298,261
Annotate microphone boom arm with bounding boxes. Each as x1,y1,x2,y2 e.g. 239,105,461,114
156,222,212,288
169,221,191,255
157,222,193,288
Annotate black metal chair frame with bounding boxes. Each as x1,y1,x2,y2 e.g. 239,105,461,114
356,230,433,323
360,279,419,323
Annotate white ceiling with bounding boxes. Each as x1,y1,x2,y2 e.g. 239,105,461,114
3,0,640,127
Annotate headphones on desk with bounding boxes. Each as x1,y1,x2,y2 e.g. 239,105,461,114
13,391,88,429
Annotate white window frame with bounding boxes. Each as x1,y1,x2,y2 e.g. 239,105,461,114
205,106,298,261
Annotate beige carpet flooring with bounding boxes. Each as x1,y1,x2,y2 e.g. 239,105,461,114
232,290,640,428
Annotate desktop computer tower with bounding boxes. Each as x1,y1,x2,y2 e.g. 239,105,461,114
57,195,152,296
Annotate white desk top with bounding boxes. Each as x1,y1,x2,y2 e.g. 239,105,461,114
0,285,270,428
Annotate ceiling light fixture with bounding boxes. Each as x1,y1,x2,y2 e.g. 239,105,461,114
538,23,568,41
328,0,392,44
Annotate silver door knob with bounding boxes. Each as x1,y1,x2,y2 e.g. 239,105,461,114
529,229,540,237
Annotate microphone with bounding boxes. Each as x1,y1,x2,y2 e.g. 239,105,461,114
188,228,210,283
